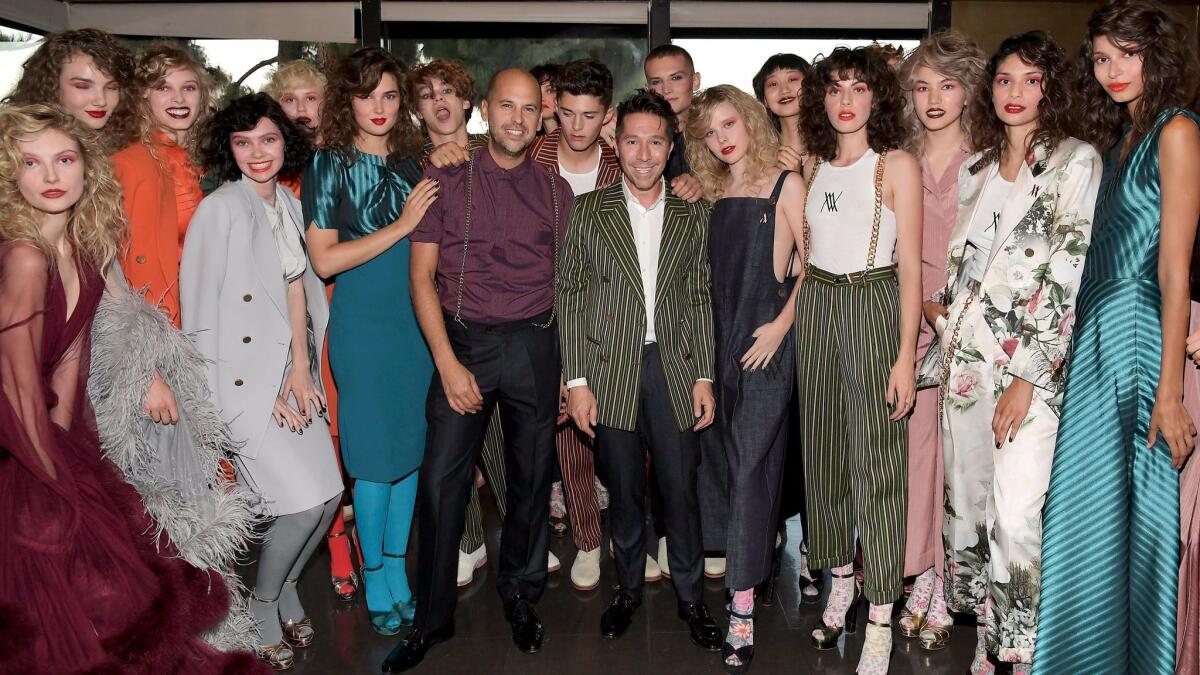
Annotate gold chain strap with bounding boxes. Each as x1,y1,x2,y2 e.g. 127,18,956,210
798,149,888,281
937,287,977,423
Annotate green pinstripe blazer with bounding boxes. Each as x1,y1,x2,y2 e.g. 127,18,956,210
557,180,714,433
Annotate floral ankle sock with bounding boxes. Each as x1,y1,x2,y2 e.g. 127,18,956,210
812,563,854,641
724,589,755,668
857,603,893,675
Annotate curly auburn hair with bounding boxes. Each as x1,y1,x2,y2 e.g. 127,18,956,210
0,104,126,272
1075,0,1200,153
967,31,1076,163
685,85,781,204
263,60,326,100
752,53,811,133
800,46,910,161
898,31,988,155
408,58,477,122
130,43,214,157
3,29,138,154
320,47,421,163
196,93,312,184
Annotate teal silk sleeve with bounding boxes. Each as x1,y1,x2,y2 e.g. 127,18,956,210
301,149,342,231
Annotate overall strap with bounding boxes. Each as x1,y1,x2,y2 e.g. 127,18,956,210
767,169,791,207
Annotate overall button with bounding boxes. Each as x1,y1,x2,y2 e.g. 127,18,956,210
778,287,787,298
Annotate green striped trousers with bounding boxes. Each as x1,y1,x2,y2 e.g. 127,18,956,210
795,265,907,605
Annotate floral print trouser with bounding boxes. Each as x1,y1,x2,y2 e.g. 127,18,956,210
941,298,1060,665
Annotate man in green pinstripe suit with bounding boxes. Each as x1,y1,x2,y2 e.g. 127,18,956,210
557,89,721,650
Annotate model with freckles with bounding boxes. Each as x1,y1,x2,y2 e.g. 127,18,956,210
184,93,344,670
111,44,210,327
301,47,436,639
917,31,1100,673
895,30,986,653
793,45,923,675
3,28,137,153
685,84,806,673
1037,2,1200,672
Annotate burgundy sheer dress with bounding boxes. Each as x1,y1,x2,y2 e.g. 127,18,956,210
0,242,265,674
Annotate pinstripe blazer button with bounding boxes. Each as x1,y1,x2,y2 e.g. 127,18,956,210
243,294,252,302
599,355,608,363
605,313,613,321
681,272,688,280
682,353,692,361
601,275,610,283
234,379,244,386
135,255,146,264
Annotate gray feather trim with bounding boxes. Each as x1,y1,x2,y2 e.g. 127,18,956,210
88,290,264,652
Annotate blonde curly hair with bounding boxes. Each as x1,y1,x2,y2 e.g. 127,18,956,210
684,85,780,204
130,43,213,158
264,59,326,100
0,104,126,272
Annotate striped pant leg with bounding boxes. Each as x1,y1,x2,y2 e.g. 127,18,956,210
558,426,603,551
796,279,854,571
459,416,509,553
843,279,907,605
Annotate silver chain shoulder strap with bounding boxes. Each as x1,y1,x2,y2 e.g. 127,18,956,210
451,148,561,328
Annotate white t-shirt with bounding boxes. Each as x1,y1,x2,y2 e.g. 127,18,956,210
962,172,1013,284
558,151,601,196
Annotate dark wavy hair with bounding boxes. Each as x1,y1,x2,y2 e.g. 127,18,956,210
752,53,812,132
616,88,677,140
968,31,1075,163
408,58,476,122
800,47,909,161
197,93,312,183
3,29,138,153
530,63,561,88
319,47,421,163
1074,0,1200,153
556,59,614,108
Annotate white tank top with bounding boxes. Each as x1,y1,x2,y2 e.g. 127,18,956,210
806,148,898,274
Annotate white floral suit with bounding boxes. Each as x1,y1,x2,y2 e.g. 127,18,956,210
920,138,1100,664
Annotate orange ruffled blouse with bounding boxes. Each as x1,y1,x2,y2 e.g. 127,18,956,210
112,136,203,327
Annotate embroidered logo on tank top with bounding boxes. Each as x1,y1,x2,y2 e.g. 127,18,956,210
1029,185,1041,198
820,191,843,213
991,211,1001,230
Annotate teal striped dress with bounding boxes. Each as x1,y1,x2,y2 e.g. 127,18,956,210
1036,109,1200,674
301,148,433,482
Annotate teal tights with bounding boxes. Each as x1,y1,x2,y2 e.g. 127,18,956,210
354,473,419,611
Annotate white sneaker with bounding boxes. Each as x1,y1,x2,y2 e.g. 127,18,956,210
457,544,487,587
657,537,671,578
548,550,562,573
704,556,726,579
644,553,662,582
571,547,601,590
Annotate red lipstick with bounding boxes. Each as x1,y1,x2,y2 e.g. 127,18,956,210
837,111,856,121
85,110,107,119
1107,82,1130,93
1004,104,1026,114
371,117,387,126
41,189,66,199
720,145,736,156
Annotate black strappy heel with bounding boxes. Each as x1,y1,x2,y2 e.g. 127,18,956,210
722,607,755,674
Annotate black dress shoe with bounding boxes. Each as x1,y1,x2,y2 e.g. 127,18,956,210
600,589,640,639
381,622,455,673
678,601,722,651
506,596,545,654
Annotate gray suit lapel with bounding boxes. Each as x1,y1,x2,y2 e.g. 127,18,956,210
236,179,289,321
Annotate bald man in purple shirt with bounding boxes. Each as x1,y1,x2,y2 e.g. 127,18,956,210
385,69,574,673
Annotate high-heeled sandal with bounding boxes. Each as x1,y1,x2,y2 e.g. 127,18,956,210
326,531,360,601
382,552,417,626
811,571,861,649
798,542,823,606
722,608,755,674
898,607,926,638
919,623,951,651
256,641,296,671
281,615,314,648
362,564,403,636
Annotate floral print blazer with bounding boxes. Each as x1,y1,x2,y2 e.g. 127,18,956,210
920,137,1101,410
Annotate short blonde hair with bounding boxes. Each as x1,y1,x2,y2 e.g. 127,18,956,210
0,104,126,272
898,31,987,155
264,60,326,100
684,85,780,204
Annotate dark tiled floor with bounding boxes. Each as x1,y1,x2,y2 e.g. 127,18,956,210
265,511,974,674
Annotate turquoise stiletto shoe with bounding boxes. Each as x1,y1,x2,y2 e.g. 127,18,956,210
394,598,417,626
362,564,403,636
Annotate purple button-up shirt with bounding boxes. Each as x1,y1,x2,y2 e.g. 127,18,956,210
412,146,574,324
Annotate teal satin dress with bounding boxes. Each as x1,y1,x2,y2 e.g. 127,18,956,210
301,148,433,482
1037,109,1200,674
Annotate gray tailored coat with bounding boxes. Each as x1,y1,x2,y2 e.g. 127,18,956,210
180,178,329,461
